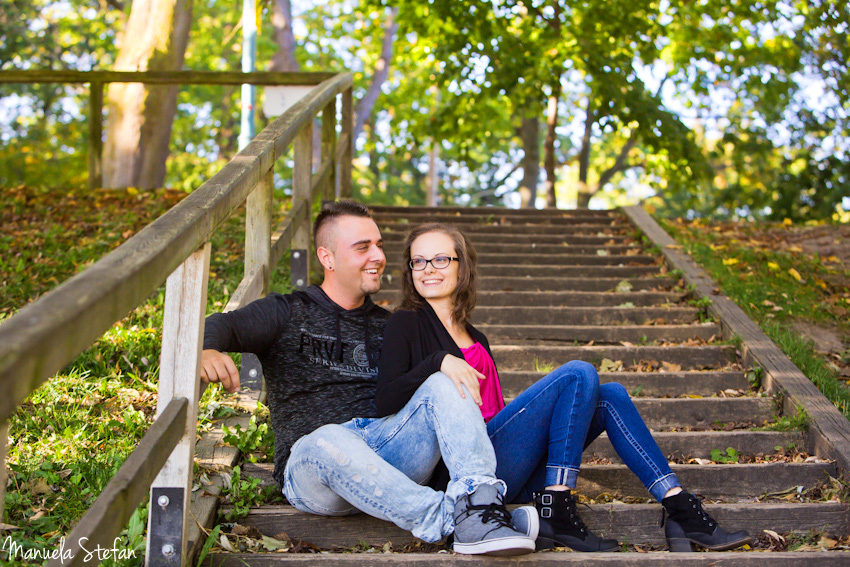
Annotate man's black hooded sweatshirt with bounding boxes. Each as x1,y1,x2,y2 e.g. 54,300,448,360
204,285,389,486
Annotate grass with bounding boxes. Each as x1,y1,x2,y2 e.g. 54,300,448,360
658,216,850,421
1,185,298,565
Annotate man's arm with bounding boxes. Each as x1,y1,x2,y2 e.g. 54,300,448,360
201,293,292,392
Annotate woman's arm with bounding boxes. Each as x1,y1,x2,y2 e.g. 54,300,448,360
375,313,450,416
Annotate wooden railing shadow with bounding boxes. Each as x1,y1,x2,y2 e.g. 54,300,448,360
0,70,354,567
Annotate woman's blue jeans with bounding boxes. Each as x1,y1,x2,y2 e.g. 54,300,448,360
486,360,681,503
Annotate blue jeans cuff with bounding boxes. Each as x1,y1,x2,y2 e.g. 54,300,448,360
648,473,682,502
545,465,580,489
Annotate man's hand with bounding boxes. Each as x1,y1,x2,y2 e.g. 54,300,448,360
200,349,240,393
440,354,484,406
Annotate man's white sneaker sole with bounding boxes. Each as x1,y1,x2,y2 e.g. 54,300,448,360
453,536,536,556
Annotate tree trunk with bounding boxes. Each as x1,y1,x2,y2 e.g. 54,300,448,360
353,7,399,144
271,0,299,72
543,90,560,208
102,0,193,190
518,116,539,208
427,139,439,206
576,96,595,208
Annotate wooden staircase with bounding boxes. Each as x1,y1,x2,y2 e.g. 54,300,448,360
203,206,849,565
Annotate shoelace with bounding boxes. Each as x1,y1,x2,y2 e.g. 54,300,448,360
462,502,514,528
660,495,717,529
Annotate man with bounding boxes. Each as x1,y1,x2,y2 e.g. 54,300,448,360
200,200,537,555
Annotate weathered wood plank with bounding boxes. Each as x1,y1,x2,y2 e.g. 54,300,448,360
470,306,699,326
500,370,747,398
0,69,337,85
622,206,850,475
223,266,265,313
87,80,103,189
0,421,7,529
46,399,187,567
373,290,685,308
492,345,737,371
270,200,308,269
340,88,353,198
292,123,313,288
245,169,273,296
230,502,850,548
145,244,211,565
201,551,850,567
0,73,352,424
478,324,719,344
370,205,617,217
321,98,337,201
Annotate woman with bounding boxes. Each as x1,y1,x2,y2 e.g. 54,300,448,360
375,222,754,553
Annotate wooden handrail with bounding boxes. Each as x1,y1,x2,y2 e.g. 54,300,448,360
46,398,188,567
0,69,336,85
0,72,353,424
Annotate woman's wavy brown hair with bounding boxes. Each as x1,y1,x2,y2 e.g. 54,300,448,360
400,222,478,326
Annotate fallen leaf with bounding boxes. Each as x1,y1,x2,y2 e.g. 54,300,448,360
596,249,609,256
599,358,624,372
614,280,633,293
788,268,803,282
768,261,780,271
722,258,739,266
661,361,682,372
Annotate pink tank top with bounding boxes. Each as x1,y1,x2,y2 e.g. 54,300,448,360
460,342,506,423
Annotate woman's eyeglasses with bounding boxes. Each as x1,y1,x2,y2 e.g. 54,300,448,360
409,256,459,271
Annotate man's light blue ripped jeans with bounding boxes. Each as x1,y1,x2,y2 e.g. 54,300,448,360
282,372,506,543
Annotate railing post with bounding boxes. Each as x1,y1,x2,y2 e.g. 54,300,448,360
321,98,337,201
0,420,7,528
241,169,273,388
88,81,103,189
291,124,313,290
340,87,353,199
146,243,211,567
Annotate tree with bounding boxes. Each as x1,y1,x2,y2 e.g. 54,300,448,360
102,0,193,190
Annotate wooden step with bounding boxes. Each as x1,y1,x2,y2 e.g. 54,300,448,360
371,212,627,226
500,371,747,398
462,253,659,266
578,462,835,499
381,233,634,245
491,345,737,371
471,306,699,326
203,551,850,566
226,502,850,549
478,324,718,344
383,243,643,255
494,397,775,430
584,430,805,462
373,290,686,308
370,205,618,218
386,265,663,279
380,277,678,293
379,223,633,236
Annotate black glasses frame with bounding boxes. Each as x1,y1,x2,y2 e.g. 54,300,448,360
409,256,460,271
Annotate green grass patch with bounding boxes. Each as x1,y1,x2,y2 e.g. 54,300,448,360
1,185,298,565
658,216,850,421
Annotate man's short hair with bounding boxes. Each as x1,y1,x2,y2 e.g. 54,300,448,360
313,200,373,250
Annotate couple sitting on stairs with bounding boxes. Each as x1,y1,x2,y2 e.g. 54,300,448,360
200,200,754,555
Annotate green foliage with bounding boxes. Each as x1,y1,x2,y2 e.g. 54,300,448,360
219,466,278,522
222,413,275,463
710,447,740,463
762,405,811,432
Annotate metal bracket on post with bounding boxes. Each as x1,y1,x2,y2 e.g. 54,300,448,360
291,249,308,290
148,487,184,567
239,353,263,389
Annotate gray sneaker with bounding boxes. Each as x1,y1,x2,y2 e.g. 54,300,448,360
452,483,535,556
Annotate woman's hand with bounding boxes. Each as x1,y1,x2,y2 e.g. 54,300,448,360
440,354,484,406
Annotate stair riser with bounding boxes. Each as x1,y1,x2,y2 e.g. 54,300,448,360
578,463,835,499
370,205,617,217
480,325,718,344
584,431,805,462
203,553,850,566
472,308,699,326
382,253,659,266
379,224,633,236
230,503,849,549
373,291,685,307
372,213,627,226
385,265,662,278
492,346,736,371
501,371,746,398
379,277,678,293
384,244,642,255
381,233,633,245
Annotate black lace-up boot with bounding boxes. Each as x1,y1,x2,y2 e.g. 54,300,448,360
661,492,754,552
533,490,620,552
